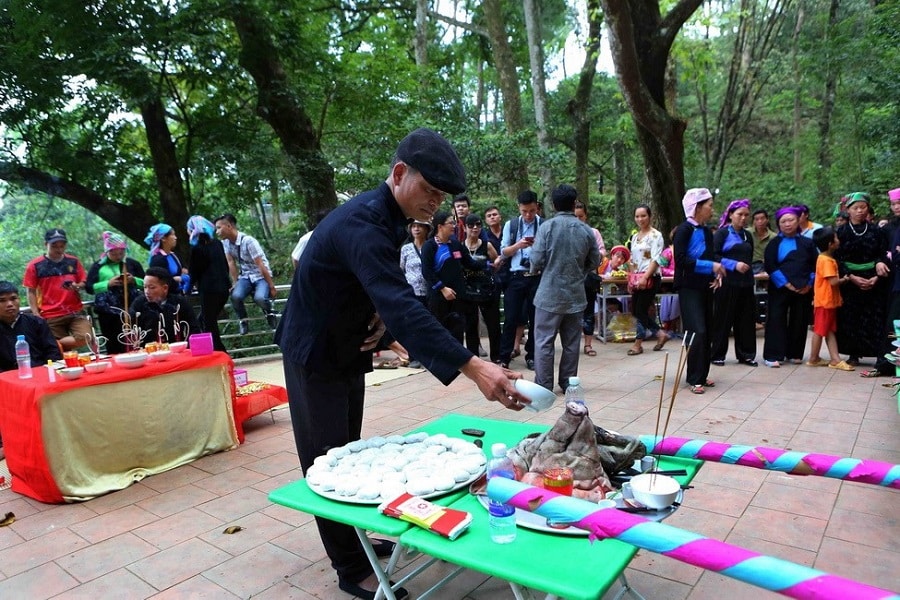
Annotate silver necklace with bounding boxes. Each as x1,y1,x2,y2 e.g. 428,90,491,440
850,222,868,237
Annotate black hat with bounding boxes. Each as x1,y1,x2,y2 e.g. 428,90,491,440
396,128,466,195
45,228,68,243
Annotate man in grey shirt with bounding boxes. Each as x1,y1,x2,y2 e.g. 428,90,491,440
529,184,601,392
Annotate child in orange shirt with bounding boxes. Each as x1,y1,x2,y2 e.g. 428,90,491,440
807,227,852,370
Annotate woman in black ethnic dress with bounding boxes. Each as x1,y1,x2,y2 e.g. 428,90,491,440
833,192,890,375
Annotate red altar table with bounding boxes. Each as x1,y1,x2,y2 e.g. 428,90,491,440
0,351,239,503
233,381,288,443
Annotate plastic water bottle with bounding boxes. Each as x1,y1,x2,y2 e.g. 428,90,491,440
15,335,32,379
564,376,584,405
487,442,517,544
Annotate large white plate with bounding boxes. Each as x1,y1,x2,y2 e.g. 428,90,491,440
476,488,683,536
309,468,483,505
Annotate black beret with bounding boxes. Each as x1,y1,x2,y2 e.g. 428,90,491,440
396,128,466,195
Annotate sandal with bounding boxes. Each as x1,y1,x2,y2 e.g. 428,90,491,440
689,384,705,395
627,347,643,356
828,361,854,371
373,360,398,370
652,331,668,351
584,345,597,357
704,379,715,387
389,357,410,368
806,359,828,367
859,369,883,378
511,349,521,359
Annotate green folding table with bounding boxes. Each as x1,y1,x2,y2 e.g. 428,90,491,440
269,413,702,600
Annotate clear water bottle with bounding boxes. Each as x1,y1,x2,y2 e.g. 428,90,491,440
487,442,517,544
15,334,32,379
564,376,584,405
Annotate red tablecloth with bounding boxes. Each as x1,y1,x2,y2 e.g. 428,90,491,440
233,382,288,443
0,351,238,503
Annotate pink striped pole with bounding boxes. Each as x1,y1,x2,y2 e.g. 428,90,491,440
487,478,899,600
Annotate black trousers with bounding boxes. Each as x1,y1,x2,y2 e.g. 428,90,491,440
427,293,466,346
283,360,371,583
96,311,127,354
500,273,539,363
711,285,757,362
469,292,502,362
631,278,661,336
679,287,713,386
199,291,229,352
763,286,811,362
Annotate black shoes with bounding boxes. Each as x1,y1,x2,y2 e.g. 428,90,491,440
238,320,249,335
526,359,535,370
266,312,278,329
711,359,725,366
370,538,395,558
740,359,759,367
338,577,408,600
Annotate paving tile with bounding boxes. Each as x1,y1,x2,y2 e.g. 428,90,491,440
666,505,737,541
789,429,856,455
690,461,768,493
0,561,78,599
688,571,782,600
190,448,258,476
70,482,158,515
55,532,158,583
50,568,157,599
0,528,90,577
242,451,302,477
681,483,755,518
149,574,241,599
202,542,309,598
269,519,329,564
245,579,318,600
749,481,837,519
763,471,842,494
68,504,159,544
132,507,223,550
127,538,232,590
135,483,219,518
628,550,704,587
603,567,692,600
199,510,296,557
190,466,269,496
824,507,898,551
284,557,341,598
724,531,817,566
7,503,96,541
139,463,211,494
815,536,900,593
239,436,297,460
729,506,827,552
834,482,899,519
195,485,272,522
796,416,861,436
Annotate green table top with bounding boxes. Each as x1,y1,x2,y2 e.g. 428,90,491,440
400,413,703,600
268,412,702,600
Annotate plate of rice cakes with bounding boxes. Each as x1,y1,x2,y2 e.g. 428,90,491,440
305,432,486,504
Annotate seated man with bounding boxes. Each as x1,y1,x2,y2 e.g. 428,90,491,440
23,228,92,351
0,280,63,371
129,267,201,347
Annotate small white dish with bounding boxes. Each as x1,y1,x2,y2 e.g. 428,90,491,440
168,341,189,353
59,366,85,380
84,361,111,374
515,379,557,412
114,352,149,369
149,350,172,362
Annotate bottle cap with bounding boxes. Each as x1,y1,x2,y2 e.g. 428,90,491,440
491,442,507,458
17,334,25,341
568,376,580,386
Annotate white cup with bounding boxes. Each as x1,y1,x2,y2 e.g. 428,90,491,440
640,456,657,473
597,499,616,509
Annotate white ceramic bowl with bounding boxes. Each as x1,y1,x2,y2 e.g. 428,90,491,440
149,349,172,362
168,341,189,353
114,352,149,369
515,379,557,412
59,366,85,380
84,361,111,374
629,473,680,509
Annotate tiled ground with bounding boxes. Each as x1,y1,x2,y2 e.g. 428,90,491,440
0,334,897,599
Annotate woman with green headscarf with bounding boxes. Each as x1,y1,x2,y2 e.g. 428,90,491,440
85,231,145,354
834,192,890,375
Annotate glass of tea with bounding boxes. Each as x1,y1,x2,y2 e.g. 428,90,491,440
542,466,574,529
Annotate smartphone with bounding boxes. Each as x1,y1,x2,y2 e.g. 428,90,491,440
523,236,535,243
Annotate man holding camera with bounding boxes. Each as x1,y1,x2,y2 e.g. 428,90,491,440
498,190,542,369
22,228,91,351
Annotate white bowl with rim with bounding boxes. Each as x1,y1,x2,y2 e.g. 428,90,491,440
84,361,111,374
629,473,680,509
114,352,149,369
149,349,172,362
59,366,85,380
515,379,557,411
169,341,189,353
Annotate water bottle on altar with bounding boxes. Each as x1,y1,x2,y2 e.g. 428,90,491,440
564,376,584,405
487,442,517,544
16,335,32,379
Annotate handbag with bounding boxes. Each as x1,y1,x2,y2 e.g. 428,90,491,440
462,267,496,304
627,272,645,294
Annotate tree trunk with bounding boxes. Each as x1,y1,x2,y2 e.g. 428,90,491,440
229,3,337,219
482,0,530,195
613,140,628,243
566,0,603,204
817,0,839,200
792,4,805,184
415,0,429,67
523,0,554,196
600,0,703,235
140,96,192,259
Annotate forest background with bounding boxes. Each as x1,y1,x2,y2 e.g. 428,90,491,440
0,0,897,283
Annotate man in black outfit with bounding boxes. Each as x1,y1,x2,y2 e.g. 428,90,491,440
0,280,62,372
274,128,527,600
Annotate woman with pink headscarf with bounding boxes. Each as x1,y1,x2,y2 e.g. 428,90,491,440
711,199,758,367
673,188,726,394
85,231,145,354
